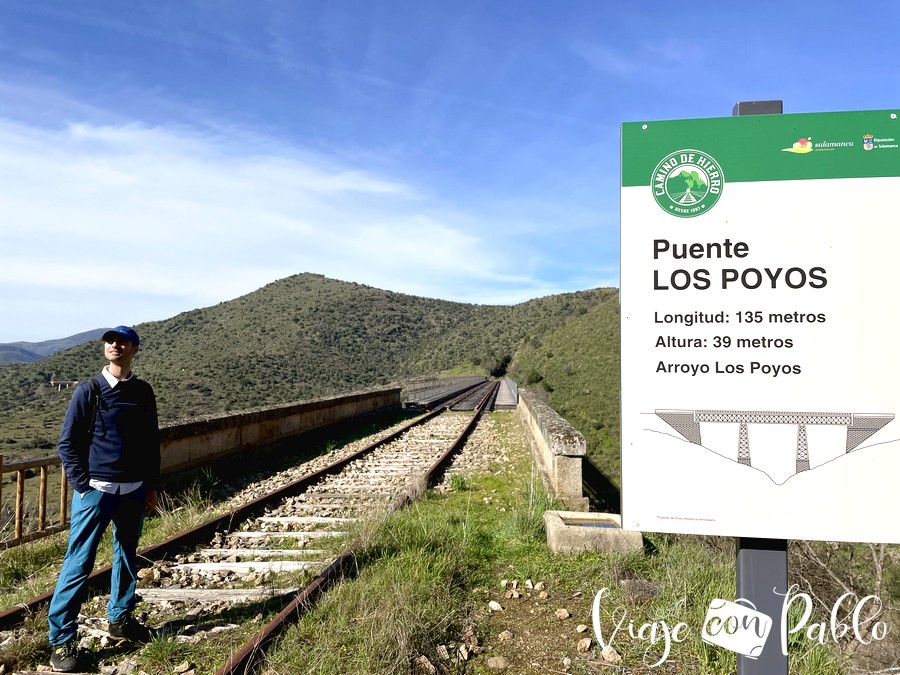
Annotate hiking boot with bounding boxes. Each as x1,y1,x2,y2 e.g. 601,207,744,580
108,613,152,643
49,638,80,672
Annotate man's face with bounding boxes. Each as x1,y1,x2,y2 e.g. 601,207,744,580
104,336,139,363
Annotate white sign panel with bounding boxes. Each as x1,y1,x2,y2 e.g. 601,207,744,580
620,109,900,542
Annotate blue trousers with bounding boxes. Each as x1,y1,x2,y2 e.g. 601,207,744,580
48,486,145,646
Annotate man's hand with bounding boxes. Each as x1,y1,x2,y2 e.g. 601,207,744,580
144,489,158,515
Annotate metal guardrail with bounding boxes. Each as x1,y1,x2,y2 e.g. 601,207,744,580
0,453,70,550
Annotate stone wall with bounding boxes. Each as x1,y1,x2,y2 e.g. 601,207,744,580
518,389,588,511
158,387,401,474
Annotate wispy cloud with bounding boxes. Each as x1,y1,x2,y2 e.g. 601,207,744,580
570,41,640,78
569,37,706,81
641,37,705,65
0,112,575,340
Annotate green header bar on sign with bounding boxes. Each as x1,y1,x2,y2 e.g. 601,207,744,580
621,109,899,187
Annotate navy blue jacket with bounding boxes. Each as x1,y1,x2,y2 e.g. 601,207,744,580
57,373,161,495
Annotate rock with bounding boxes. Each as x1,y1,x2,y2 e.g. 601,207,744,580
504,589,520,599
488,600,504,612
534,581,545,591
576,624,589,633
174,661,194,674
538,591,549,600
562,656,572,669
462,624,479,649
436,645,450,660
601,644,622,663
116,658,138,674
621,578,659,604
577,637,592,653
414,655,437,674
457,644,470,661
525,579,534,589
486,656,509,670
555,608,570,620
498,630,514,641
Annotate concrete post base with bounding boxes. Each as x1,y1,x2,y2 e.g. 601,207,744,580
544,511,643,555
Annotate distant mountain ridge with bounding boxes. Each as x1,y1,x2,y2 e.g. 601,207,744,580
0,328,108,365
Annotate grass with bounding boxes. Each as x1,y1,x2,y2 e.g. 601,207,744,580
511,463,557,541
0,474,227,613
0,412,870,674
449,473,470,492
261,492,491,673
147,470,218,539
253,413,851,675
257,415,638,672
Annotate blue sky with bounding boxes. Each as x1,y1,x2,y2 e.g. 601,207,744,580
1,1,897,342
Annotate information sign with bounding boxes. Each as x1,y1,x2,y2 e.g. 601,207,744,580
620,109,900,542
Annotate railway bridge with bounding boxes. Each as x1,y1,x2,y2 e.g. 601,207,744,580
0,375,589,674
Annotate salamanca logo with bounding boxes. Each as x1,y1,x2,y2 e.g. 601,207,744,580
652,149,724,218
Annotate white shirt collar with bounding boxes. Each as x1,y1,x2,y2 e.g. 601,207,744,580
101,366,134,389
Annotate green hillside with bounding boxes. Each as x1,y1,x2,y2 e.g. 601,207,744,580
508,296,620,480
0,274,618,462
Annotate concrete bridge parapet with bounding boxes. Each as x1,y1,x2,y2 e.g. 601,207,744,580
518,389,588,511
158,387,402,475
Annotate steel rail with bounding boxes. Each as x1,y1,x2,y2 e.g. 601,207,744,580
214,380,499,675
418,380,491,411
0,382,489,630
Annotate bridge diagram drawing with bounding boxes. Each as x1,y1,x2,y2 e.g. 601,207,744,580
654,408,895,485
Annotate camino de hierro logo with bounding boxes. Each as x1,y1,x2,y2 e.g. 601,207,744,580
652,149,724,218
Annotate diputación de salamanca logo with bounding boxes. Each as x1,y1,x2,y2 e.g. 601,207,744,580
652,149,724,218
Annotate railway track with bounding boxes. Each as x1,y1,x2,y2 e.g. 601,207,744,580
4,380,499,674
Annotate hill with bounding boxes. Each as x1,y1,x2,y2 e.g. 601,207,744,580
0,328,107,365
0,345,42,365
508,296,621,483
0,273,619,462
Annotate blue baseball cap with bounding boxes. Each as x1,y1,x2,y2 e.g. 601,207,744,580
102,325,140,346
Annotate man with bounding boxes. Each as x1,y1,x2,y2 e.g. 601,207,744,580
48,326,160,672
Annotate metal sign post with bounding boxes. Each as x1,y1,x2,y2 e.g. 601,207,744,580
736,537,787,673
732,99,789,675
